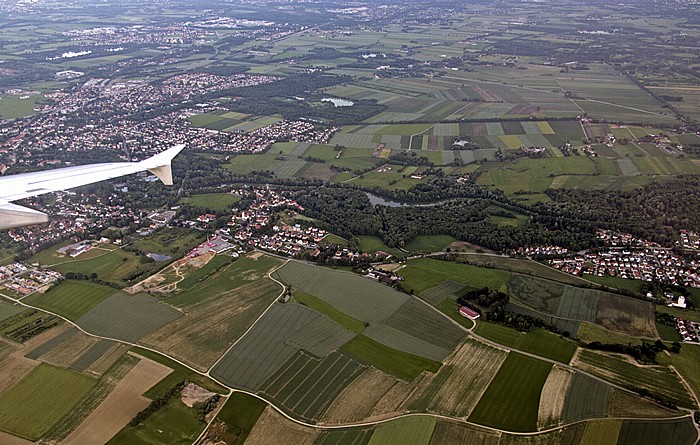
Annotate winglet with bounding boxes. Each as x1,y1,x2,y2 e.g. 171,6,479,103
139,144,185,185
0,203,48,230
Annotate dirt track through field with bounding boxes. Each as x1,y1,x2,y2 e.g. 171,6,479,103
63,354,173,445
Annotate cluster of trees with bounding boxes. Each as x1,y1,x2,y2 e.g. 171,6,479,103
543,177,700,246
583,340,679,365
195,394,221,422
129,381,186,426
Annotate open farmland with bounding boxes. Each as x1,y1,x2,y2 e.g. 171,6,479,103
341,335,441,382
383,299,465,352
43,248,143,285
562,372,610,424
0,363,96,441
274,262,408,323
368,416,436,445
537,366,573,429
401,258,511,295
76,293,181,343
321,368,401,423
141,278,281,371
473,323,576,364
25,280,117,321
169,253,282,307
244,406,319,445
0,309,61,343
419,280,464,305
573,350,696,409
107,396,205,445
606,388,680,419
594,293,657,338
260,351,365,422
580,419,622,445
411,338,508,418
212,392,267,445
616,418,697,445
428,420,500,445
316,427,374,445
210,303,352,390
62,355,173,445
468,353,552,432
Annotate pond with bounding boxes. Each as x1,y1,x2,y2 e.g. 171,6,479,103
321,97,354,107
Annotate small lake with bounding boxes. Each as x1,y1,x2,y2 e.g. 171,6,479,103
365,192,406,207
147,253,172,262
365,192,450,208
322,97,354,107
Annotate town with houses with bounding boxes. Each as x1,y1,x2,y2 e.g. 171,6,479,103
1,70,338,167
548,229,700,288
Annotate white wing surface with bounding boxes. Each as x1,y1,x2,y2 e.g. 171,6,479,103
0,144,185,230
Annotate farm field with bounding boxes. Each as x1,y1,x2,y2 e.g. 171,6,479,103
616,418,698,445
561,373,610,424
573,349,696,409
213,392,267,445
76,293,182,343
293,291,365,334
62,355,173,445
411,338,508,418
428,420,500,445
468,353,552,432
170,253,282,307
658,344,700,402
0,363,96,440
474,323,577,364
25,280,117,321
383,299,465,352
130,228,205,258
36,248,143,285
243,406,319,445
210,302,354,390
368,416,436,445
537,366,573,429
107,397,205,445
274,262,408,323
579,419,623,445
260,351,365,422
401,258,511,295
404,235,457,252
178,192,241,210
0,93,45,119
0,300,23,322
316,427,374,445
435,299,475,330
341,335,441,381
594,293,657,338
141,278,281,371
355,236,403,257
419,280,464,305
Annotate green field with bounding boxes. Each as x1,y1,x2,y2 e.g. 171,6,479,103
179,193,242,210
0,93,45,119
0,299,24,322
215,393,268,445
210,303,348,390
274,262,408,323
658,345,700,402
616,418,698,445
340,335,441,381
474,323,576,364
25,280,117,321
40,248,142,286
355,236,403,257
77,293,182,343
368,416,436,445
401,258,511,294
108,398,204,445
170,253,282,307
130,228,205,257
580,419,623,445
562,373,610,423
468,353,552,432
576,349,696,408
435,299,475,329
0,363,96,440
294,291,365,334
404,235,457,253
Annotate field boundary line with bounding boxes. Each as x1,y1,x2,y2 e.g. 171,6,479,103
205,259,289,376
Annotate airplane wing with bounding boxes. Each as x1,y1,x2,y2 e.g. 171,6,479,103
0,144,185,230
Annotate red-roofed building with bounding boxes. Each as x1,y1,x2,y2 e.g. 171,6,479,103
459,306,480,320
